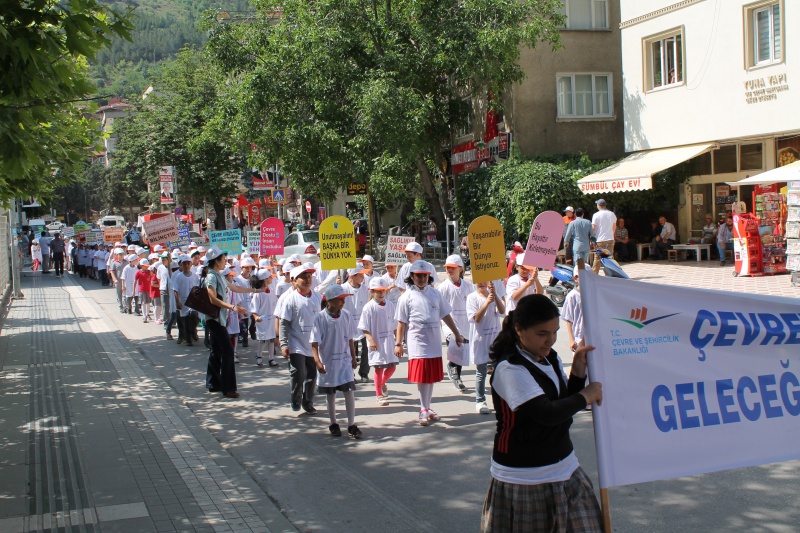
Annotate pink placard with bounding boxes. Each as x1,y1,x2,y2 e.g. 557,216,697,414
260,217,284,255
520,211,565,269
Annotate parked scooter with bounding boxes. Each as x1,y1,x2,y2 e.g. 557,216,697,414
595,247,629,279
545,262,576,306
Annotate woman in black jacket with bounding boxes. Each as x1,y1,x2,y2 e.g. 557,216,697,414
481,294,603,533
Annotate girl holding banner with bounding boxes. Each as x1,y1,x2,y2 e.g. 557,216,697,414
481,294,603,533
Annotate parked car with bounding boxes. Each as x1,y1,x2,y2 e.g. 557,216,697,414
278,230,319,262
189,231,210,245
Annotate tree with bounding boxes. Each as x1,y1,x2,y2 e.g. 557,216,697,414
203,0,564,238
0,0,133,202
111,47,242,227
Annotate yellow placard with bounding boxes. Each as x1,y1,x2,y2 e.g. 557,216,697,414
468,215,507,283
319,216,358,270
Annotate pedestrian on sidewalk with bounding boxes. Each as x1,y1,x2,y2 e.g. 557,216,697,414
135,259,153,323
204,247,260,399
31,239,42,271
50,233,66,277
96,244,109,285
157,253,172,326
480,295,603,533
591,199,616,274
564,208,596,271
39,231,51,273
249,269,278,367
311,285,361,438
394,260,464,426
277,263,323,412
109,248,126,311
467,279,505,414
358,276,399,406
172,255,199,345
439,254,474,392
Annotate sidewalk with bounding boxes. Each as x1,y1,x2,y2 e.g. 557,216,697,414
0,273,296,533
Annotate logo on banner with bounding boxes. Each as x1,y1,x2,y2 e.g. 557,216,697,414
614,307,680,329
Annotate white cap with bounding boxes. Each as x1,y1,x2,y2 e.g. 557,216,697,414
221,267,233,276
409,259,433,275
148,253,159,260
115,241,125,246
135,247,145,255
172,248,181,255
565,206,574,212
369,277,390,290
444,254,464,268
281,263,293,274
322,285,352,301
153,245,164,252
256,268,272,281
240,257,256,268
205,246,225,262
347,263,368,276
514,241,523,249
188,242,198,248
140,259,150,266
258,258,270,268
196,246,206,254
361,255,375,263
290,263,316,280
149,263,158,271
179,254,192,263
405,241,423,254
286,253,302,263
127,254,138,262
170,261,179,268
277,258,286,266
113,248,125,255
127,244,136,251
515,253,531,266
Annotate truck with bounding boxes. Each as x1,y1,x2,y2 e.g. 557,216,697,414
98,215,126,228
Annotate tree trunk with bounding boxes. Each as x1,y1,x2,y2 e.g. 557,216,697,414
214,199,226,230
415,155,446,241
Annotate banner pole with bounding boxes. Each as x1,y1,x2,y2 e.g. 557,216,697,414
600,488,612,533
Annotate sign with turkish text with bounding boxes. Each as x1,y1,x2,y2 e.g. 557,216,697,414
347,183,368,195
209,229,242,256
252,170,274,191
167,226,190,249
520,211,564,269
582,273,800,488
246,231,261,255
103,227,125,244
319,216,357,270
467,216,506,283
451,141,480,175
385,235,416,264
143,215,179,245
73,222,89,232
259,218,284,256
578,176,653,194
61,227,75,238
84,231,100,244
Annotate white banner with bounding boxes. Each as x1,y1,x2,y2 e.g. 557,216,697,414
582,272,800,488
385,235,416,264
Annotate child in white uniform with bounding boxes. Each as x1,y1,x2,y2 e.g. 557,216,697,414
223,268,244,361
250,268,279,367
358,277,399,405
467,280,505,414
438,254,474,392
505,254,544,312
311,285,361,438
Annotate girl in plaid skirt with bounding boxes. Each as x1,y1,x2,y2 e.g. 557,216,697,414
481,294,603,533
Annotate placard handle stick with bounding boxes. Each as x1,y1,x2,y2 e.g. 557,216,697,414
600,488,612,533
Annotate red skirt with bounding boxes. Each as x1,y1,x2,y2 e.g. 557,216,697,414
408,357,443,384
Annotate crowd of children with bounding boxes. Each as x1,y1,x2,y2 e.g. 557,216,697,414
72,238,582,439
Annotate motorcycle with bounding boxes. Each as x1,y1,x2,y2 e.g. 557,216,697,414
545,262,576,306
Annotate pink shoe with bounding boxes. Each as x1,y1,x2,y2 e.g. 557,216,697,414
418,410,429,426
427,409,440,421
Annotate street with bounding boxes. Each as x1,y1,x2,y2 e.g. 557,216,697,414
1,261,799,532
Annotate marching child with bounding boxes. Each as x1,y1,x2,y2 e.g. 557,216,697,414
135,259,153,323
311,285,361,439
223,267,244,362
358,277,400,405
149,262,162,324
438,254,474,392
250,268,279,367
466,280,505,414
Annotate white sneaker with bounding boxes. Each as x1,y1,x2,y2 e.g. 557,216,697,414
256,357,263,366
234,355,240,364
476,402,490,414
419,409,429,426
376,397,389,406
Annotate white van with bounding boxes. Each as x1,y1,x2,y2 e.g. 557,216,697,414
99,215,126,228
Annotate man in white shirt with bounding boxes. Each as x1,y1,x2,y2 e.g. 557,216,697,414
651,216,677,260
591,199,617,274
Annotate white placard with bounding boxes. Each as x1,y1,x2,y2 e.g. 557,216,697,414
582,272,800,488
385,235,417,264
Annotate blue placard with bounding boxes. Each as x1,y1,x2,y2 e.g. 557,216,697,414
167,226,191,249
209,229,242,256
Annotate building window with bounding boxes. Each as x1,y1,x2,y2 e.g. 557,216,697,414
556,74,612,118
456,100,472,138
708,143,764,174
560,0,608,30
745,1,782,67
644,29,684,91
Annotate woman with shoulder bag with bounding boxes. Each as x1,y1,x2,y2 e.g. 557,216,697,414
203,246,266,399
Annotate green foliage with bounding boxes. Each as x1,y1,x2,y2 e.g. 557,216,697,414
111,48,242,217
454,155,603,242
0,0,133,202
203,0,565,237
